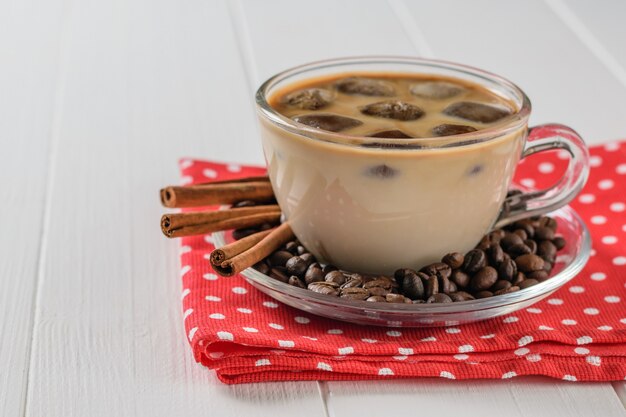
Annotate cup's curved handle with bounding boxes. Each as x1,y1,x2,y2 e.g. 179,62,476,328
494,124,590,228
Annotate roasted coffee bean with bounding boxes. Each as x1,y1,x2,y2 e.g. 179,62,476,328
448,281,458,293
340,287,370,300
368,286,390,296
470,266,498,291
341,274,364,289
491,280,512,292
487,244,505,265
535,226,555,241
513,229,528,241
474,290,494,299
527,270,549,281
553,236,566,250
451,270,470,288
426,293,453,303
507,243,532,257
322,264,338,274
524,239,537,254
286,256,308,276
512,220,535,238
394,268,418,287
442,252,464,269
515,254,545,272
386,293,410,303
363,277,394,290
299,253,315,266
269,250,294,267
439,275,454,294
285,241,299,254
304,263,324,284
421,262,452,280
494,286,520,295
401,271,425,299
253,261,270,275
537,240,557,259
308,282,339,296
449,291,475,301
519,278,539,289
463,249,487,273
512,272,526,285
288,276,306,288
425,276,439,298
366,295,387,302
325,270,347,285
501,233,524,250
539,216,558,230
269,267,289,283
296,245,307,255
498,258,517,281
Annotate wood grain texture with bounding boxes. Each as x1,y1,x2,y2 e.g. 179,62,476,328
0,1,66,416
22,0,323,416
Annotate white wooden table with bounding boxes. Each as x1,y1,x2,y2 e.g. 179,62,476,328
2,0,625,415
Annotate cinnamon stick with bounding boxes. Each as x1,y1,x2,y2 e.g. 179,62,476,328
212,222,294,277
160,177,273,208
209,228,274,265
161,206,281,238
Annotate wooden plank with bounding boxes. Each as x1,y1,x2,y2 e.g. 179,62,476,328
238,1,625,416
0,1,66,416
23,0,324,416
398,0,626,144
326,378,626,417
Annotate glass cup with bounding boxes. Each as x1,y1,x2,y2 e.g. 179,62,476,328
255,57,589,274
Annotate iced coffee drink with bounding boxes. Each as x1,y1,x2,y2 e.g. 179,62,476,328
258,69,527,274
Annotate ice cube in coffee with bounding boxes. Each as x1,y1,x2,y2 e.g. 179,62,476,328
260,72,524,274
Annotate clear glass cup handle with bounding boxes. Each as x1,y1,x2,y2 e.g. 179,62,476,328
494,124,590,228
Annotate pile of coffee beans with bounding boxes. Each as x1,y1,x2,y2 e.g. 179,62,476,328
242,214,566,304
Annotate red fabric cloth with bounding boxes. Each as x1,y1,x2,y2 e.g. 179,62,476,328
177,142,626,384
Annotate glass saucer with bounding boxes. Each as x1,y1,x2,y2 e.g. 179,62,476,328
212,205,590,327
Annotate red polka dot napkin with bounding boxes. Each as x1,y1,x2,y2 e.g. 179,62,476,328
177,141,626,384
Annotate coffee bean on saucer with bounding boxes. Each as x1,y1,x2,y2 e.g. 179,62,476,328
286,256,308,276
500,233,524,250
269,250,293,267
253,261,270,275
325,270,347,285
515,254,545,272
288,276,306,288
507,243,532,257
425,276,439,298
524,239,537,254
527,270,549,281
426,293,453,303
447,280,458,293
340,287,370,300
537,240,557,259
498,258,517,281
285,241,299,254
366,295,387,302
449,291,475,302
299,252,315,266
494,286,519,296
463,249,486,273
401,271,425,299
513,229,528,241
487,244,504,265
304,263,324,284
341,274,364,288
535,226,555,241
470,266,498,291
363,277,394,290
421,262,452,280
308,282,339,296
512,220,535,238
386,293,410,303
474,290,494,299
518,279,539,289
269,267,289,283
439,275,454,294
368,286,390,296
451,270,470,288
539,216,558,231
442,252,464,269
491,280,512,292
553,236,566,250
512,272,526,286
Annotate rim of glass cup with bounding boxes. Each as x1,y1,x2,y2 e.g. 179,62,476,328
255,56,532,149
212,205,591,314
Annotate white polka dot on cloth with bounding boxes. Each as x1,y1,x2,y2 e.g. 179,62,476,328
586,356,601,366
440,371,456,379
589,156,603,167
188,327,198,341
616,163,626,174
610,202,625,212
602,236,618,245
480,334,496,339
503,316,519,323
574,347,589,355
243,327,258,333
538,325,554,331
613,256,626,266
226,163,242,172
590,272,606,281
317,362,332,371
294,316,310,324
255,359,271,366
231,287,247,294
459,344,474,353
604,142,620,151
514,347,530,356
454,354,469,360
590,215,607,225
569,286,585,293
578,193,595,204
538,162,554,173
398,347,414,355
338,346,354,355
502,371,517,379
378,368,394,376
527,308,542,314
526,354,542,362
361,338,377,343
562,319,577,325
205,295,221,302
598,179,614,190
577,336,593,345
604,296,620,303
209,351,223,359
446,328,461,334
263,301,279,308
202,168,218,179
547,298,564,305
563,375,578,381
269,323,284,330
583,308,599,315
202,273,218,281
328,329,344,335
216,331,233,341
520,178,535,188
386,330,402,337
277,340,295,348
421,336,437,342
209,313,225,320
236,308,252,314
598,326,613,331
